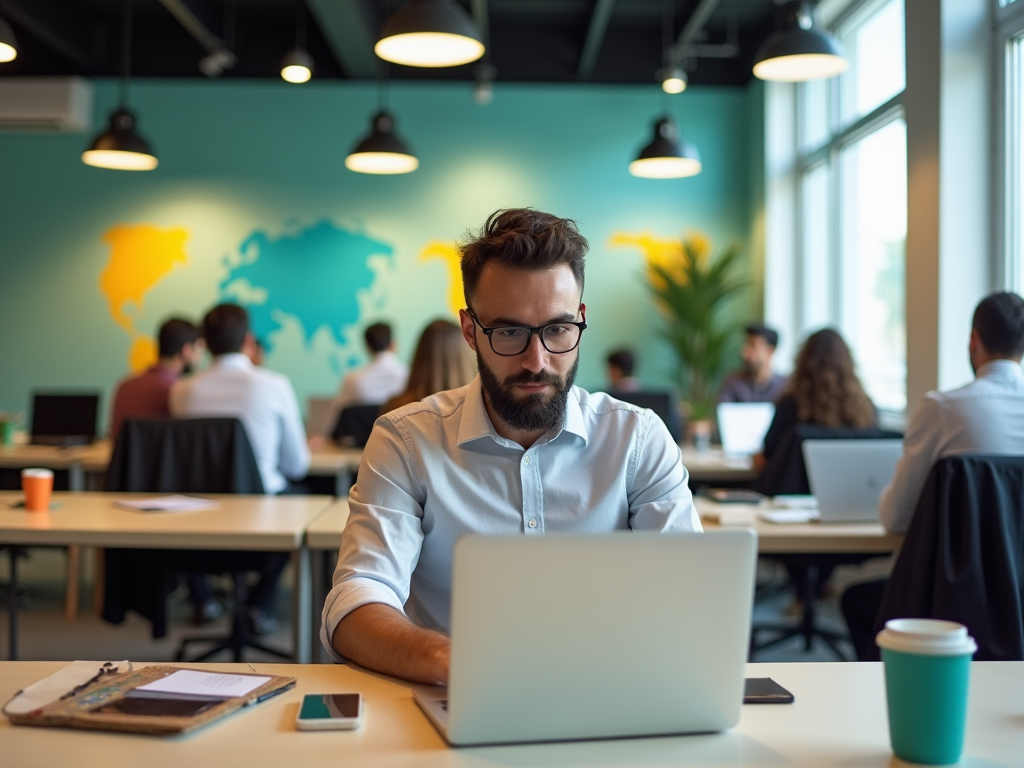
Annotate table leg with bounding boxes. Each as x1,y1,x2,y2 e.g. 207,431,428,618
334,467,353,498
292,547,312,663
8,548,18,661
64,545,81,621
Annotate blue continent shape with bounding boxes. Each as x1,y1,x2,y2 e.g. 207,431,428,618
219,220,393,350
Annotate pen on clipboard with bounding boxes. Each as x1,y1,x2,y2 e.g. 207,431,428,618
250,681,296,705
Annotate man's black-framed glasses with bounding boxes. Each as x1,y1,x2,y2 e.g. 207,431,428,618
467,308,587,356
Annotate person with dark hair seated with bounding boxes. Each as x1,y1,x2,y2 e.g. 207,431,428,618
718,323,788,404
170,303,310,634
757,328,877,471
321,322,409,440
606,348,640,393
109,318,203,440
842,292,1024,659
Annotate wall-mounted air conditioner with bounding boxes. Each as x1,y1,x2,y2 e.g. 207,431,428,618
0,77,93,132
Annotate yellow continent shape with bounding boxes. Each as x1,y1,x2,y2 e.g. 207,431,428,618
419,241,464,317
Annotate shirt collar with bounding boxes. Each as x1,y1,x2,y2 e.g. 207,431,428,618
456,376,589,447
213,353,253,370
976,358,1024,381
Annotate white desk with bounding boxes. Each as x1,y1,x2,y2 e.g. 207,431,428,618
0,492,334,662
1,661,1020,767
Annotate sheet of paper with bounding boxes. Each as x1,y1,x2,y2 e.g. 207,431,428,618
113,495,218,513
759,509,820,524
2,661,132,715
135,670,270,699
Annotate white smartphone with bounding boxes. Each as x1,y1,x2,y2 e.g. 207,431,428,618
295,693,363,730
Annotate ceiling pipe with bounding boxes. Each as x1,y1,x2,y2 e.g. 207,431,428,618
156,0,236,77
666,0,724,69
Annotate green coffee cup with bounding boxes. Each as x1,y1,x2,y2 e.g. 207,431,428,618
876,619,977,765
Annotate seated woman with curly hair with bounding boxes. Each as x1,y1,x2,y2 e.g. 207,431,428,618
756,328,877,470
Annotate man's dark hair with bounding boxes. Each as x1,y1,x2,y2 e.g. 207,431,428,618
157,318,199,359
746,323,779,349
607,348,636,377
459,208,588,303
364,323,392,354
203,303,249,356
973,292,1024,358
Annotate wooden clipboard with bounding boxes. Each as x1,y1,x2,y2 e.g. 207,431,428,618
5,665,296,735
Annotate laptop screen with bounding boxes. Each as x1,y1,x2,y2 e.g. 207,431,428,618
31,393,100,439
716,402,776,456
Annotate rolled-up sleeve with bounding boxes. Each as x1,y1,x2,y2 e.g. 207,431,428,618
320,418,426,661
627,411,702,533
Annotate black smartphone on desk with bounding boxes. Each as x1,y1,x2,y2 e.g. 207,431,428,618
743,678,794,704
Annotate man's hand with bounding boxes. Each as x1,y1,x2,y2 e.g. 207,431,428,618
332,603,450,684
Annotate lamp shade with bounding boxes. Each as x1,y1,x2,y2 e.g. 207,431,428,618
82,108,158,171
629,117,701,179
345,111,419,175
281,47,314,83
0,15,17,62
660,66,687,95
753,1,848,82
375,0,485,68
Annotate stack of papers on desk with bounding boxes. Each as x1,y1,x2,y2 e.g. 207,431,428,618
759,495,820,524
113,495,218,513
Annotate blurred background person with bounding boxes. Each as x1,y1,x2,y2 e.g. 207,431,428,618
606,348,641,393
718,323,787,404
382,320,477,414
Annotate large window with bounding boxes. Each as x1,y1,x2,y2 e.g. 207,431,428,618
1000,0,1024,292
795,0,907,411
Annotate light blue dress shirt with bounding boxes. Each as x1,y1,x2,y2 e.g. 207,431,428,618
880,359,1024,532
320,376,700,659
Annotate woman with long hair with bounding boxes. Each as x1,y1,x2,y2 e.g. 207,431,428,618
759,328,877,463
381,320,476,414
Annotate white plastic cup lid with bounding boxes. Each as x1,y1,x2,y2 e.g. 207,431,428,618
21,468,54,479
876,618,977,656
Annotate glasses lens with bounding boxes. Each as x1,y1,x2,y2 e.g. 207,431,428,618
490,327,531,355
541,324,581,353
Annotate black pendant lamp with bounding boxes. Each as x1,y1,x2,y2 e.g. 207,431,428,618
753,0,848,82
281,3,314,83
375,0,485,68
656,3,686,94
0,15,17,62
82,0,157,171
346,111,419,175
629,116,701,179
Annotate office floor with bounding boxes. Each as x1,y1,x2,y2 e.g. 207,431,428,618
0,547,858,664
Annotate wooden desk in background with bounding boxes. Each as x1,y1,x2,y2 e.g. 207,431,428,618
1,660,1021,767
0,491,334,662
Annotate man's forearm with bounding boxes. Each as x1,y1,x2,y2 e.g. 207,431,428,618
332,603,450,684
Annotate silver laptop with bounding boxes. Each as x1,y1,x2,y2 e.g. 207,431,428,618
802,439,903,522
717,402,776,456
414,530,757,746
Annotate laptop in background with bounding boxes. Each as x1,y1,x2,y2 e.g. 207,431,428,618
30,393,99,447
306,396,334,436
717,402,776,456
414,530,757,746
802,439,903,522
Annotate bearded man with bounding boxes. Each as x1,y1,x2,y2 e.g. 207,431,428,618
321,208,700,683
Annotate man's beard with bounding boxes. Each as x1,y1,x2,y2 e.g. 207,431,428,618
477,352,579,433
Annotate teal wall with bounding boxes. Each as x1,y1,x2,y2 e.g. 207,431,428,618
0,79,761,430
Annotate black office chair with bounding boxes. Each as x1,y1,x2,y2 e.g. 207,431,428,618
872,455,1024,661
749,423,902,660
331,404,380,448
608,390,682,442
102,417,291,662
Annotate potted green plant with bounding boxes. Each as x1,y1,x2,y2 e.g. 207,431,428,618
0,411,21,448
644,234,747,447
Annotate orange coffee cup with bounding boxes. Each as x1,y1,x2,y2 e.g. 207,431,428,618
22,468,54,512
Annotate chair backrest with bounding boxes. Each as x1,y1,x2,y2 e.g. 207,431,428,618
306,396,335,436
609,390,682,442
331,405,381,448
106,417,264,494
876,455,1024,661
754,423,901,496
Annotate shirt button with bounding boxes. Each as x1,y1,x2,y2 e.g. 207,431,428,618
528,518,538,529
524,456,531,464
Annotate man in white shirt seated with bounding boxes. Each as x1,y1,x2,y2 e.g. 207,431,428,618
171,303,311,633
843,291,1024,658
321,208,701,684
321,322,408,439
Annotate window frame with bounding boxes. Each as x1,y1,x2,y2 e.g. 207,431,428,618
996,0,1024,292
